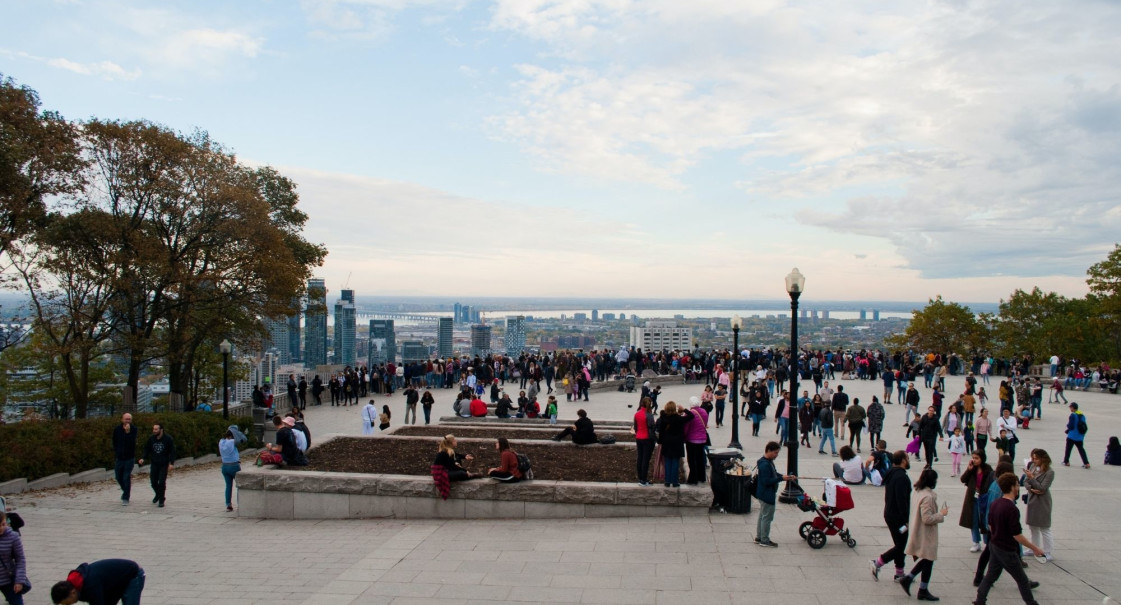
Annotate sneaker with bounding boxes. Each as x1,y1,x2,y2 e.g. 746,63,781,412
818,450,825,455
970,542,981,553
1035,556,1049,564
870,560,881,581
758,540,778,548
1029,581,1040,589
121,499,129,506
226,505,234,512
753,536,760,544
157,500,165,508
832,452,839,457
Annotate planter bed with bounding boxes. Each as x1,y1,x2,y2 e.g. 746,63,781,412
296,436,663,483
390,425,637,443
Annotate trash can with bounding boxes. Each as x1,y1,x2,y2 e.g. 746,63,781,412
708,448,751,513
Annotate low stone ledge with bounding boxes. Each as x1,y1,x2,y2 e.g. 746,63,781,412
68,469,111,485
27,473,70,491
437,416,631,428
0,479,27,495
554,481,617,505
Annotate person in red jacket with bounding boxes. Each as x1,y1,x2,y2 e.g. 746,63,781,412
488,438,523,482
51,559,145,605
469,396,488,417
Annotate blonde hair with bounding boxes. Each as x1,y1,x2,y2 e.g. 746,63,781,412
663,401,678,415
439,435,457,456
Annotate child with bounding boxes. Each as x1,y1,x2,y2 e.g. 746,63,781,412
526,397,541,418
963,422,975,455
948,427,966,476
977,387,988,408
563,377,574,402
545,395,558,425
905,434,922,459
1106,436,1121,466
905,413,921,439
993,428,1011,458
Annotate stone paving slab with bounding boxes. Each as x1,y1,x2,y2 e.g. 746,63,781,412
8,375,1121,603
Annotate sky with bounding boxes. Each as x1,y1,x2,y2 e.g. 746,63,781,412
2,0,1119,303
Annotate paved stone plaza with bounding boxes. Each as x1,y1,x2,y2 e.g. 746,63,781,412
11,374,1121,604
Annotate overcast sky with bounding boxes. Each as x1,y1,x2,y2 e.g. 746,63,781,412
3,0,1119,302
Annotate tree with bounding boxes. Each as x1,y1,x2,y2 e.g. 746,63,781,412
992,287,1107,363
1087,244,1121,360
887,296,991,356
0,74,82,256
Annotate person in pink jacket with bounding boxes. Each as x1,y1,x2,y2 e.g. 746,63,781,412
685,398,711,485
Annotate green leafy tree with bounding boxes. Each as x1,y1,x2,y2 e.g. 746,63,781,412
887,296,991,355
1087,244,1121,361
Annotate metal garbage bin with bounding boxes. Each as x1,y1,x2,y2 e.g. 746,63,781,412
708,448,751,513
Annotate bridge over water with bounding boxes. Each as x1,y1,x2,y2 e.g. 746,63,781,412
356,312,442,323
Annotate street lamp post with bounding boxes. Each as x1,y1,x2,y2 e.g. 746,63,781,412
779,268,806,504
220,339,232,420
728,315,743,451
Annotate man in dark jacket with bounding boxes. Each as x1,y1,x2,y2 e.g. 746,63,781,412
755,441,796,547
137,423,175,508
919,405,943,468
831,385,850,440
870,450,912,581
111,413,138,506
51,559,144,605
554,409,598,444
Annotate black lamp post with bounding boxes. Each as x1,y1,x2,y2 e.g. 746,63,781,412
220,339,232,420
728,315,742,450
779,268,806,504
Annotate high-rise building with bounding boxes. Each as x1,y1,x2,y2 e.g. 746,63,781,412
334,289,357,366
859,309,867,321
629,321,692,351
591,309,599,321
370,319,396,364
438,317,453,358
286,298,301,364
573,312,587,321
400,340,428,363
505,315,526,354
453,303,462,324
872,309,880,321
470,324,492,357
822,310,830,319
602,313,616,321
304,279,328,366
263,316,291,365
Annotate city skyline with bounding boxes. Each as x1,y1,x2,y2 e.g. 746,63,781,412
3,1,1118,301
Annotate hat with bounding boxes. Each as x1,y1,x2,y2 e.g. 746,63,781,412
282,416,295,427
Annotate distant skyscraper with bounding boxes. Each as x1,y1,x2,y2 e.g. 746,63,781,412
872,309,880,321
505,315,526,354
591,309,599,321
822,310,830,319
304,278,328,366
370,319,396,363
400,340,428,363
438,317,453,358
286,301,301,364
263,316,290,365
471,324,492,357
453,302,462,323
335,290,357,366
574,312,587,321
859,309,867,321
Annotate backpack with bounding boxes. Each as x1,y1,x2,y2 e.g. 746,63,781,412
516,453,532,474
599,434,616,445
1077,415,1088,435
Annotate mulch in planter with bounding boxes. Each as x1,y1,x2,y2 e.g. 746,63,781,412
297,436,683,483
391,425,636,442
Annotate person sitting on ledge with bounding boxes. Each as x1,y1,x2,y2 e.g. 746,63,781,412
469,394,488,417
495,392,514,418
488,437,523,482
434,435,481,481
553,409,598,444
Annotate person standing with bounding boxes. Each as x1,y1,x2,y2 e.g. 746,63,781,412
919,406,943,469
905,382,921,426
960,450,995,553
137,423,175,508
997,409,1019,459
218,428,241,512
1023,449,1054,562
50,559,145,605
867,396,885,448
845,397,867,453
655,402,688,488
420,389,435,425
297,376,308,410
870,450,912,582
900,469,949,601
311,374,323,406
404,385,419,425
817,404,837,456
1062,403,1090,468
361,399,377,436
755,441,796,547
0,512,28,605
831,385,849,440
286,374,298,409
975,408,993,454
684,400,709,485
973,473,1045,605
111,413,138,506
633,399,656,486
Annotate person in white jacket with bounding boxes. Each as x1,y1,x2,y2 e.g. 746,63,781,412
362,400,378,436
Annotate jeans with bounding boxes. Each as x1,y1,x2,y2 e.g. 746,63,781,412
1064,438,1089,465
818,428,835,454
922,439,937,467
404,403,417,425
777,418,788,445
122,568,146,605
971,492,989,543
115,458,135,501
756,501,776,542
750,413,764,436
1031,397,1042,419
150,463,169,503
222,462,240,507
636,438,655,483
976,545,1037,604
423,405,432,424
664,457,681,486
715,401,725,425
0,583,25,605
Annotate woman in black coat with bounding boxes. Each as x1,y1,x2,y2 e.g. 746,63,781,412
656,401,692,488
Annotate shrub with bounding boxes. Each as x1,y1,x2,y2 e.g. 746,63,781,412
0,412,258,482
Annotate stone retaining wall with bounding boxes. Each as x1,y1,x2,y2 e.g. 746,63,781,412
1,452,242,496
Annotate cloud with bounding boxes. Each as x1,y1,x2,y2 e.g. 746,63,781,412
1,49,141,80
299,0,466,40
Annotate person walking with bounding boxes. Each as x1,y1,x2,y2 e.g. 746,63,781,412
50,560,145,605
111,413,138,506
960,450,995,553
1062,403,1090,468
1023,449,1054,562
975,408,993,454
867,396,885,449
972,473,1045,605
633,399,657,486
137,423,175,508
900,468,949,601
845,397,867,453
361,399,377,436
0,512,28,605
404,385,419,425
421,389,435,425
870,450,912,582
755,441,796,547
905,382,921,426
919,406,943,469
817,404,837,456
218,428,243,512
831,385,849,440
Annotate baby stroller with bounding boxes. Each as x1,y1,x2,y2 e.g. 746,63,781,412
797,479,857,549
